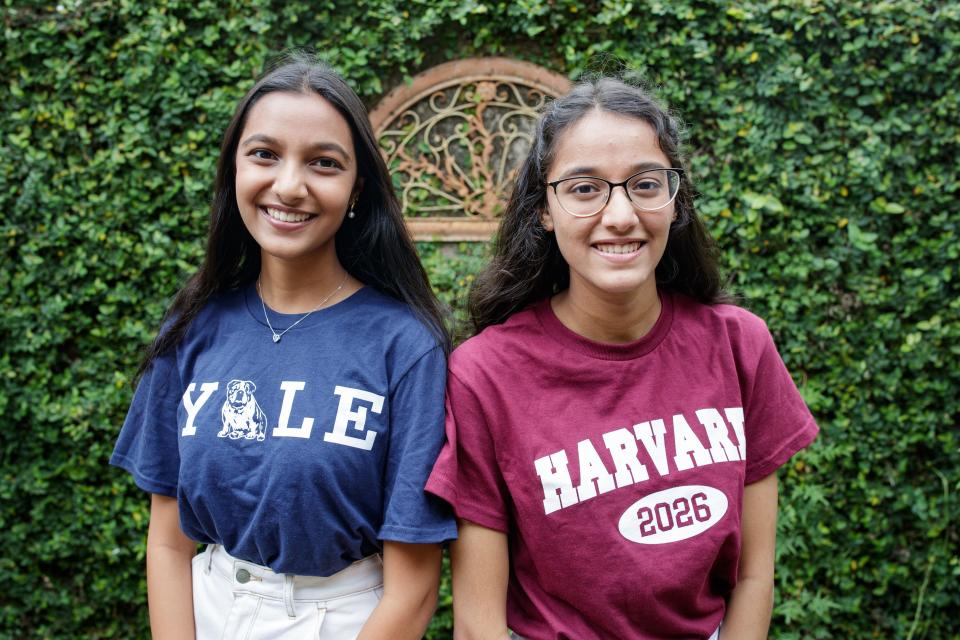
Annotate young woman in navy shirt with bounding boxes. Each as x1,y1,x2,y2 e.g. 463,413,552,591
113,56,455,639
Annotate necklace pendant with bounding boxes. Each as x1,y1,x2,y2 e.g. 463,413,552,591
272,333,281,343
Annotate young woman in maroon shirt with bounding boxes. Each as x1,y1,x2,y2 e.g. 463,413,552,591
427,77,818,639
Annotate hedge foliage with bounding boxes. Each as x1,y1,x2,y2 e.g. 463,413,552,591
2,0,958,637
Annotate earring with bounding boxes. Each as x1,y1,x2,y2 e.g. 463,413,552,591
348,201,356,219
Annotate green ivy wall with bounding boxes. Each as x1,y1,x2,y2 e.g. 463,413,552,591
2,1,957,637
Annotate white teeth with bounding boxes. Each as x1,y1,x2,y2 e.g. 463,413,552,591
264,207,311,223
595,242,642,254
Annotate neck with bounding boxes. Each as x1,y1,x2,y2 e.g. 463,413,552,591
258,253,357,313
552,281,662,343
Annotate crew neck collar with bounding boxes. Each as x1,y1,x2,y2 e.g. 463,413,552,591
533,290,674,361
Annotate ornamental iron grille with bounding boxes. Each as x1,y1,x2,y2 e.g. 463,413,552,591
370,58,572,241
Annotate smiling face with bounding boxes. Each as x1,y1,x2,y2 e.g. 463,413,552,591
541,108,675,306
234,91,359,272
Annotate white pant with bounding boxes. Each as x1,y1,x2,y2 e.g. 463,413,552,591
192,545,384,640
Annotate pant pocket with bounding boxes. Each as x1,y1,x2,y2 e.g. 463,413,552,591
315,586,383,640
240,598,325,640
216,592,266,640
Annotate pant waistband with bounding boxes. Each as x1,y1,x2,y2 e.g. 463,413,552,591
202,544,383,602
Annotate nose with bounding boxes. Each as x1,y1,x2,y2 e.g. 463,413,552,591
600,184,638,230
273,162,307,203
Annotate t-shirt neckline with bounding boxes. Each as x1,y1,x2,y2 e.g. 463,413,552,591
533,290,674,361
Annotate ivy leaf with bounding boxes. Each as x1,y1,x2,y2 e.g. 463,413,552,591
847,221,878,251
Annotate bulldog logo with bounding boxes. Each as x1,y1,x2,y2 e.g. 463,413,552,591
217,379,268,441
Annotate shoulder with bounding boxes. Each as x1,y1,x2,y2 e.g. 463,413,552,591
352,286,439,346
171,287,247,343
146,288,249,374
670,293,771,346
449,304,543,380
340,288,443,378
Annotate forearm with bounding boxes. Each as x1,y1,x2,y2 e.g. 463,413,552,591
451,591,511,640
723,472,778,639
357,541,441,640
450,521,511,640
453,626,512,640
146,494,197,640
357,590,437,640
146,540,196,639
721,574,773,639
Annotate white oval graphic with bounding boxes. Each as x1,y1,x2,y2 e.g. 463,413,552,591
618,485,728,544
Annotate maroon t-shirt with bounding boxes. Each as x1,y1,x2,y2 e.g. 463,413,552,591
427,292,818,639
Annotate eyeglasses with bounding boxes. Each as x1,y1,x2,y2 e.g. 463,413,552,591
547,168,684,218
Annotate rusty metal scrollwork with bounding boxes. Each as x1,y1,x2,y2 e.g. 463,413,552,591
370,58,572,241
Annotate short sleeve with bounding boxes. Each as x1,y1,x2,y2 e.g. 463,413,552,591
379,345,458,543
426,368,511,533
110,351,182,496
742,329,819,484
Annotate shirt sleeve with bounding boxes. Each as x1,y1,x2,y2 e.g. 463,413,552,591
426,367,512,533
109,351,182,497
742,327,819,484
378,345,458,543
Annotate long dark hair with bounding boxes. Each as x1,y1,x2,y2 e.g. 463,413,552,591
138,54,449,377
468,76,728,333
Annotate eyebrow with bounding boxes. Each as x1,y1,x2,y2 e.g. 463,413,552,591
555,161,668,180
239,134,352,161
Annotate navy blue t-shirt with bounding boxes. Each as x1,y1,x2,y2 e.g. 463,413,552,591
111,284,456,576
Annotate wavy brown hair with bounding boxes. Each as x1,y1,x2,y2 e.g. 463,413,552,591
468,76,728,333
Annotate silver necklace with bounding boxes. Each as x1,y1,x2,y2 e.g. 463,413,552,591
256,273,348,343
